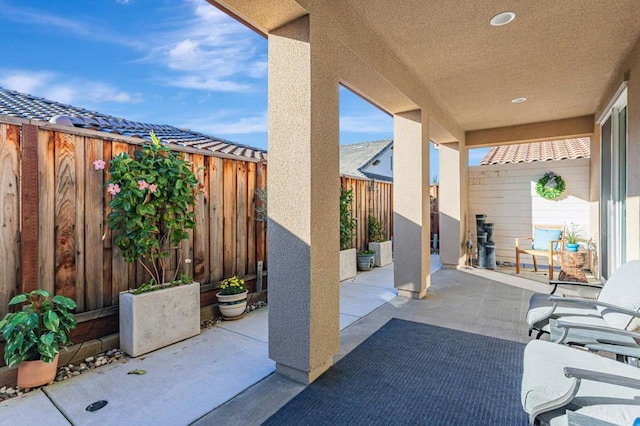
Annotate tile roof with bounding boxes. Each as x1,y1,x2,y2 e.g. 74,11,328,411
480,138,590,165
0,87,266,162
339,139,393,182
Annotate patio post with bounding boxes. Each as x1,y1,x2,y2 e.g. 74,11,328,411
439,142,469,267
266,15,341,384
393,110,430,298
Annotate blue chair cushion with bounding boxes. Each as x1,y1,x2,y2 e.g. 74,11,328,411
532,228,562,250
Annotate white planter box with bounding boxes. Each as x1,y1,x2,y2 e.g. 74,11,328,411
340,248,357,281
369,241,393,267
119,282,201,357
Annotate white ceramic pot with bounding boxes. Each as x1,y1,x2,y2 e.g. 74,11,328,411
217,291,248,319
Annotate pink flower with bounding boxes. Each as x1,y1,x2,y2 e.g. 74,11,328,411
148,184,157,194
137,180,149,190
107,183,121,196
93,159,106,170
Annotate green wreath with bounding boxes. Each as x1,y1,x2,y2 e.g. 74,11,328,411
535,172,566,200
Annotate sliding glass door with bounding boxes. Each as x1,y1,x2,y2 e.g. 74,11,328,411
600,92,627,279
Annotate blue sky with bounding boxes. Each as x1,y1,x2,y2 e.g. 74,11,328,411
0,0,487,179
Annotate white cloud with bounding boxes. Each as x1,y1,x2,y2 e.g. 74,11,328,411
340,114,393,133
0,2,142,48
0,69,142,106
143,0,267,93
179,110,267,135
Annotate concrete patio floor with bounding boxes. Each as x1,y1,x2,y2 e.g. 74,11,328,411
1,255,551,425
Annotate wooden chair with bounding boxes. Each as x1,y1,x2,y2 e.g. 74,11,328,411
515,224,564,280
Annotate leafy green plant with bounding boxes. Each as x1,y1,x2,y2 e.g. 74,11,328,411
340,187,357,250
0,290,77,366
564,223,584,245
219,276,246,296
358,249,376,256
94,132,199,288
367,212,385,243
535,172,566,200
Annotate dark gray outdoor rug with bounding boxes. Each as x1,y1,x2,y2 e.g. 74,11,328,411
264,318,527,425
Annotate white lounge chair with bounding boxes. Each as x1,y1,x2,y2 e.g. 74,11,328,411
522,340,640,425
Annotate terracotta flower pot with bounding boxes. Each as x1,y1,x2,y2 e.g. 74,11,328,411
17,354,59,388
217,291,248,319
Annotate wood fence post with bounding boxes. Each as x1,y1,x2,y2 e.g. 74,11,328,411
21,124,39,293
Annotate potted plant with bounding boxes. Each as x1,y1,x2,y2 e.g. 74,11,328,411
564,223,584,252
339,187,357,281
367,212,392,267
94,132,201,357
0,290,77,388
216,276,248,320
357,249,376,271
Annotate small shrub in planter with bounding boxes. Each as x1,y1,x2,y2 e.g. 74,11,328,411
340,187,357,251
0,290,77,387
357,249,376,271
217,276,248,320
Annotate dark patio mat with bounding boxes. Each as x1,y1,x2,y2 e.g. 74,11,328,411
264,319,527,426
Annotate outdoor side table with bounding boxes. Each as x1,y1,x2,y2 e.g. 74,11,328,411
558,250,588,283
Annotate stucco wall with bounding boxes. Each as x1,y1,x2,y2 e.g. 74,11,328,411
468,158,591,265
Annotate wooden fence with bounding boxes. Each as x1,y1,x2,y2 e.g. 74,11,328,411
0,120,267,323
341,177,394,251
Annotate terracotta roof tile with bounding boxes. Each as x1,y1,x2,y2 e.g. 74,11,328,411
480,138,590,165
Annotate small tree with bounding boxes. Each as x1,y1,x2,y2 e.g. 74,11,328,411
98,132,199,286
340,187,357,250
368,211,385,243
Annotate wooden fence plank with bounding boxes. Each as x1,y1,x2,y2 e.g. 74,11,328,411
0,124,20,316
236,161,247,276
255,162,266,269
85,138,104,310
74,135,86,311
102,141,113,306
20,125,37,294
38,130,55,296
209,157,224,282
193,154,208,283
247,162,256,275
54,132,78,300
111,142,129,295
223,159,237,278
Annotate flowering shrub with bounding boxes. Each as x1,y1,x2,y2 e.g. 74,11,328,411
219,276,246,295
94,132,198,287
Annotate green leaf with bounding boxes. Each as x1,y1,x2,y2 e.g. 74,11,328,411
40,332,54,346
32,289,51,297
52,295,77,310
8,294,27,305
43,310,60,332
128,369,147,375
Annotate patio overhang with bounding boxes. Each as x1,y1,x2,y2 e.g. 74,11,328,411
208,0,640,384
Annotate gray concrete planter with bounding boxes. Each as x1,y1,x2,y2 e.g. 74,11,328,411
369,240,393,267
119,282,201,357
340,248,357,281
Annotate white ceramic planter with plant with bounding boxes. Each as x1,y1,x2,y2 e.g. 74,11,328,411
216,276,248,320
367,213,392,267
0,290,77,388
94,132,201,357
339,187,357,281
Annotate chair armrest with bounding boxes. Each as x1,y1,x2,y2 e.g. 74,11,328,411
564,367,640,390
548,296,640,317
554,319,640,343
549,239,562,253
515,237,532,249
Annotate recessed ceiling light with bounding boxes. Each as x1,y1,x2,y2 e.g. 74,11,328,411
511,97,527,104
490,12,516,26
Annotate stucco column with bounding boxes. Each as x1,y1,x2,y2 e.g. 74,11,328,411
267,15,340,384
393,110,430,298
439,142,469,267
